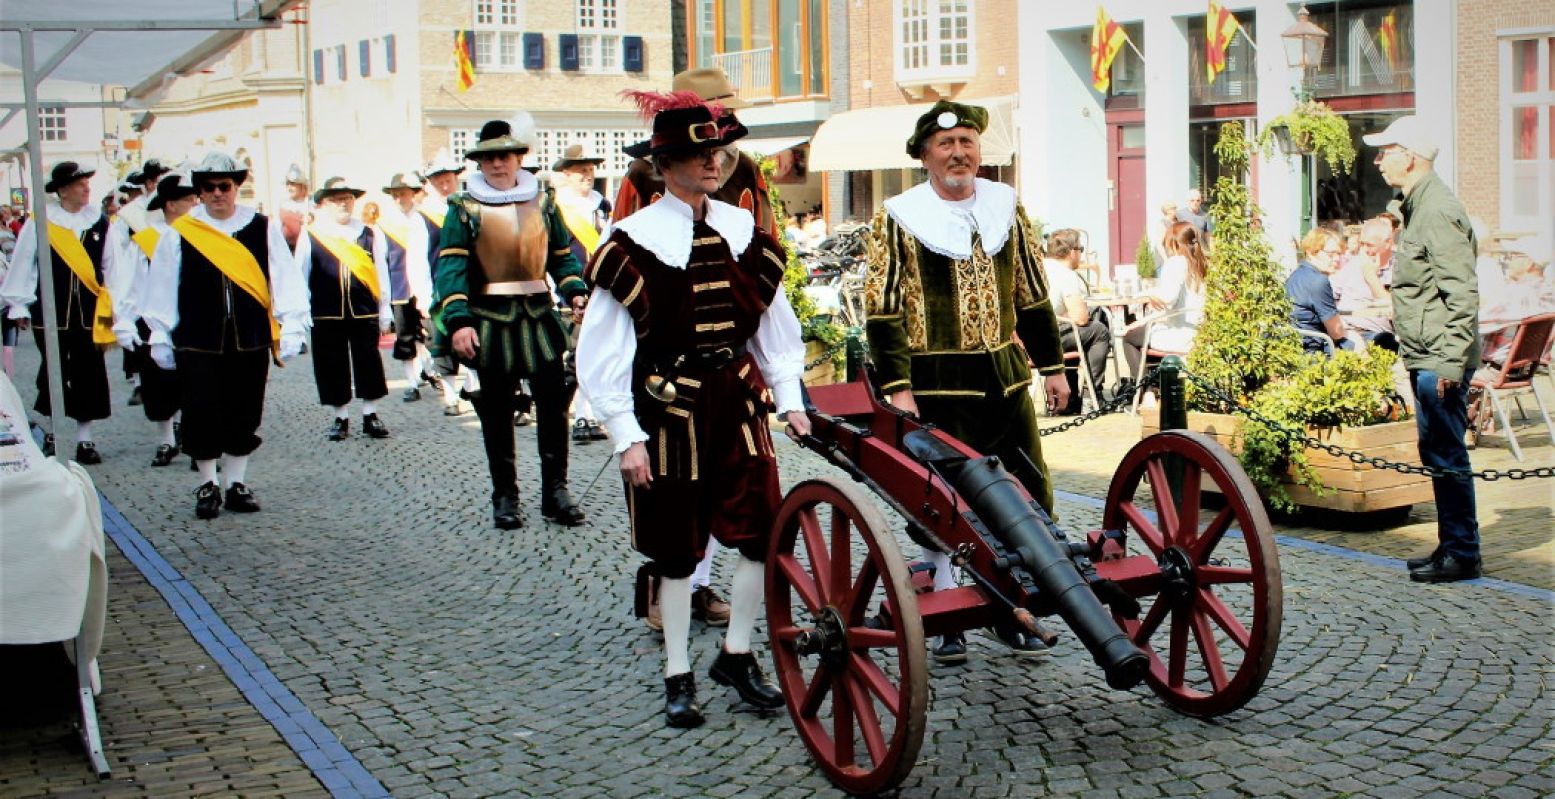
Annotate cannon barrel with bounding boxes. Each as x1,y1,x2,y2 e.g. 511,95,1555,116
950,456,1148,690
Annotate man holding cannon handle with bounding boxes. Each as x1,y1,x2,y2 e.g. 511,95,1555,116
863,99,1070,663
577,90,808,728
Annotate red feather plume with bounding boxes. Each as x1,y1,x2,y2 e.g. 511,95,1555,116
619,89,725,122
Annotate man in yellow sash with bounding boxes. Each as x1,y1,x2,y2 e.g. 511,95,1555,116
378,172,436,402
419,149,480,416
551,143,611,445
141,152,310,519
0,161,120,463
109,159,171,407
293,176,393,442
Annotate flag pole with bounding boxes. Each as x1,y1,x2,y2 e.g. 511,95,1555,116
1237,25,1258,52
1124,34,1146,62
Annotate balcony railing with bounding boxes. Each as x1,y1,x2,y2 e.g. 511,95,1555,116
710,47,773,103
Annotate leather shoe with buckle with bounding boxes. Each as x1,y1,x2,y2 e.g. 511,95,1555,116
127,386,143,406
402,387,422,402
492,494,523,530
75,441,102,464
362,413,390,439
224,483,261,513
541,486,585,526
691,585,731,626
195,482,223,519
151,443,180,467
572,419,593,443
933,632,968,665
1409,553,1481,583
1406,548,1443,570
587,420,609,441
326,417,350,441
992,623,1051,658
708,649,784,709
664,672,705,728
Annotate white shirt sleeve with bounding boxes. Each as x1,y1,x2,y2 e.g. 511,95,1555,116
1,217,38,318
748,287,806,415
407,217,433,308
268,217,310,337
141,227,184,346
372,226,392,323
576,285,647,454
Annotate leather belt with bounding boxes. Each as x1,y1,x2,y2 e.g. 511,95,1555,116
652,344,748,372
482,279,550,296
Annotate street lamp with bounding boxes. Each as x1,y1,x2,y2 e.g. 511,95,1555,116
1281,6,1328,99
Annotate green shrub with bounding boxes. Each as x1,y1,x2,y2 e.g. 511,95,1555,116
1134,231,1156,280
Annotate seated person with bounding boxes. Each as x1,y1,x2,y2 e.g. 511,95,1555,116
1476,252,1555,380
1330,217,1397,350
1287,227,1351,355
1042,228,1110,411
1123,221,1208,378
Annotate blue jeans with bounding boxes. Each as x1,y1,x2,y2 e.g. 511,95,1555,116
1410,369,1480,560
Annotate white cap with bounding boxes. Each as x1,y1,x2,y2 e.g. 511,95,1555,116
1362,115,1438,161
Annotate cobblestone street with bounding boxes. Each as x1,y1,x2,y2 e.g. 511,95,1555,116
3,339,1552,798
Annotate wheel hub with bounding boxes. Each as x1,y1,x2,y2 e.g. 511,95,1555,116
1158,545,1197,601
795,606,850,669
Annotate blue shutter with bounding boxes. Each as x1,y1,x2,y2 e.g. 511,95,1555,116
623,36,644,73
336,45,347,81
523,32,544,70
313,48,325,84
559,33,579,71
385,34,397,73
359,40,371,77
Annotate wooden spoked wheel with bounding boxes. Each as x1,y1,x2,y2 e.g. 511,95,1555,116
767,477,928,796
1103,430,1283,717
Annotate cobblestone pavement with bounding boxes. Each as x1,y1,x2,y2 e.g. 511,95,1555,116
4,340,1552,798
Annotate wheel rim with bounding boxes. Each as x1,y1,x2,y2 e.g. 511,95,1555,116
1103,430,1283,717
767,476,928,795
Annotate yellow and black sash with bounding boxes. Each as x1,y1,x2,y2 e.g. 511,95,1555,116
419,207,446,229
171,215,282,359
131,227,161,260
556,202,601,257
311,231,380,302
45,222,116,346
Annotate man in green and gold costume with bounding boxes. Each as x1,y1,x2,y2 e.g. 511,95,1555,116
864,99,1069,662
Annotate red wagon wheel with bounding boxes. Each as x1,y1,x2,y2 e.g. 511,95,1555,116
1103,430,1283,717
767,477,928,796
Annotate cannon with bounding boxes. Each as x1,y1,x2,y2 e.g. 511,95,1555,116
766,379,1283,795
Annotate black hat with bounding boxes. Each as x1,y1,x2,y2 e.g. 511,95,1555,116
192,152,249,186
621,90,747,159
140,159,171,185
45,161,95,193
312,176,365,204
126,170,144,184
147,172,197,212
464,115,533,159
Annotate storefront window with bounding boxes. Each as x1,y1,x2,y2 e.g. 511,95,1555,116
1305,2,1415,99
1108,23,1146,103
1188,14,1256,106
1315,111,1407,223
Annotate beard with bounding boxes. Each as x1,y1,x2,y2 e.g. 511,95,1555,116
941,172,975,189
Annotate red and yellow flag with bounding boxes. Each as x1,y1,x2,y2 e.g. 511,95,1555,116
1205,1,1242,84
1377,10,1400,72
1090,7,1130,93
453,30,475,92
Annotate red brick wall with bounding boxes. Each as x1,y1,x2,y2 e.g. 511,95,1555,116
847,0,1020,110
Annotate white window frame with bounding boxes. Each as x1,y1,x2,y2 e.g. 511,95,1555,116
577,0,622,74
893,0,974,83
39,105,66,142
450,128,480,161
1498,31,1555,254
474,0,524,72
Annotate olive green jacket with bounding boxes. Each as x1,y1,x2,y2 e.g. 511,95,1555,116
1390,171,1480,377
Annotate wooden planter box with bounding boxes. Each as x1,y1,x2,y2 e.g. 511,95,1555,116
802,340,838,387
1141,409,1433,513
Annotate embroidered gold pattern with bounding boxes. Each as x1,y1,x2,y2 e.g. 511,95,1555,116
693,236,725,246
695,321,735,332
952,239,1001,350
693,280,731,292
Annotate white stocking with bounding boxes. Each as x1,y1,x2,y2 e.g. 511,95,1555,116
440,375,459,404
222,454,249,488
923,547,956,591
661,576,693,677
157,420,176,446
196,458,219,485
402,360,420,385
362,400,377,416
332,404,349,420
74,421,93,444
723,556,764,654
690,540,719,590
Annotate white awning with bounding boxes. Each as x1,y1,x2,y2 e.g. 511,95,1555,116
808,95,1017,172
736,136,810,158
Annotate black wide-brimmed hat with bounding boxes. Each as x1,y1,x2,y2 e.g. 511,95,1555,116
192,152,249,186
45,161,95,193
148,171,197,212
312,176,365,204
464,114,534,159
621,90,747,159
140,158,171,185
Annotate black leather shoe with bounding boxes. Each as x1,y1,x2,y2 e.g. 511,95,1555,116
492,494,523,530
708,649,784,709
513,411,534,427
664,672,705,728
571,419,592,443
326,417,349,441
127,386,143,406
587,420,609,441
151,444,180,467
992,624,1051,658
173,421,182,446
1406,548,1442,570
541,486,586,526
41,432,54,457
402,387,422,402
224,483,261,513
933,632,968,665
75,441,102,464
1410,554,1481,583
195,481,223,519
362,413,390,439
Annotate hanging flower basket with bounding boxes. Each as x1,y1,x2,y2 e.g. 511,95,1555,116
1257,100,1357,174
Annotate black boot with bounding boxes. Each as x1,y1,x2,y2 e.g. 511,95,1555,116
492,494,523,530
708,649,784,709
541,483,585,526
664,672,705,728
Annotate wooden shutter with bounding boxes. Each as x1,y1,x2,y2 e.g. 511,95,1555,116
623,36,644,73
559,33,579,71
523,33,544,70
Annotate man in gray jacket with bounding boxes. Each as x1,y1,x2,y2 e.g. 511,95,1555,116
1364,116,1481,584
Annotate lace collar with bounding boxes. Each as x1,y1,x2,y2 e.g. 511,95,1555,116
613,191,754,270
883,177,1015,260
310,218,366,239
46,202,102,231
191,204,257,235
466,170,539,204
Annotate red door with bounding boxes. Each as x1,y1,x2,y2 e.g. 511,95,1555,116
1107,110,1146,281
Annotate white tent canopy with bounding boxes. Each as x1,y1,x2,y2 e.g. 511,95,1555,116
808,95,1017,173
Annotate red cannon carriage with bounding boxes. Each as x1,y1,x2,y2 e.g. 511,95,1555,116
766,379,1284,795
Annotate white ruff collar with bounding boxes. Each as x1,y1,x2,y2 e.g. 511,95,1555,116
310,219,365,239
613,192,754,270
192,204,257,234
467,170,538,204
47,202,103,231
883,178,1015,259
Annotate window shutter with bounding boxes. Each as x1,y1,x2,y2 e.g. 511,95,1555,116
359,40,371,77
385,34,397,73
623,36,644,73
559,33,579,71
313,48,325,84
523,32,545,70
336,45,347,81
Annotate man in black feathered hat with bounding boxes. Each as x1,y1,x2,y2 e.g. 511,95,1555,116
430,114,589,530
577,90,805,728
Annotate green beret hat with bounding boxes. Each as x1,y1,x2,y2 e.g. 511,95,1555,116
905,100,989,159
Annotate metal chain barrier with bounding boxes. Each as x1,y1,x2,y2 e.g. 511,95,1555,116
804,343,847,372
1178,369,1555,482
1038,368,1161,437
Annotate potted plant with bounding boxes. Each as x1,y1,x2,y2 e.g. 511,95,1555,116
1142,121,1427,514
1134,232,1157,280
1257,99,1357,175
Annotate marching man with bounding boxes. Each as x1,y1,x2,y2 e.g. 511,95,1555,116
378,172,436,401
577,90,804,728
420,149,481,416
550,143,611,444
